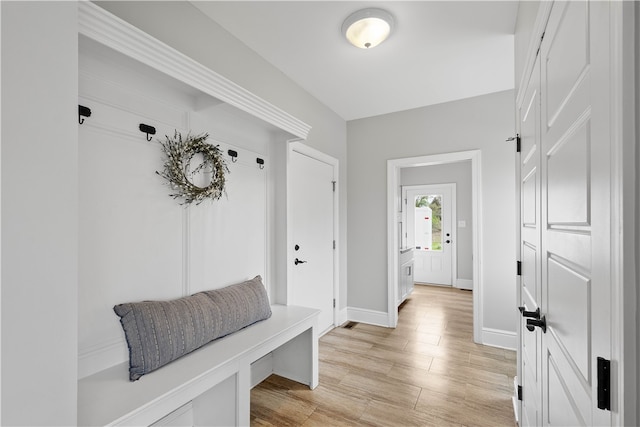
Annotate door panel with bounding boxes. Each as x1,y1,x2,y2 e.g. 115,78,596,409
539,1,610,425
545,2,589,126
548,356,585,426
547,258,590,378
546,121,590,224
518,2,612,425
290,149,335,333
519,52,542,427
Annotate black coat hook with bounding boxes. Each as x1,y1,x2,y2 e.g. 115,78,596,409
228,149,238,163
139,123,156,141
256,157,265,170
79,105,91,125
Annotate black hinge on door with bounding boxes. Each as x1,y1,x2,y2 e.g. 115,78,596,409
517,385,523,401
597,357,611,411
506,134,521,152
333,299,336,308
332,181,336,192
333,240,336,250
517,261,522,276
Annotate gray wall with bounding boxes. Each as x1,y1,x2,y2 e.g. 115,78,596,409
347,89,516,334
1,2,78,424
401,162,473,281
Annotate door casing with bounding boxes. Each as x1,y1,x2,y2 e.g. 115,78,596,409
387,150,481,340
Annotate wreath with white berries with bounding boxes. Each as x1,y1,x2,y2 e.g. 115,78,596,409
156,131,229,205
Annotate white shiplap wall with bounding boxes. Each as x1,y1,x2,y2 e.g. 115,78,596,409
78,36,271,378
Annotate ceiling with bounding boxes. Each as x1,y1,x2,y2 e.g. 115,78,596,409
192,1,519,121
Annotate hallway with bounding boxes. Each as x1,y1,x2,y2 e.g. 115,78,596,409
250,285,517,426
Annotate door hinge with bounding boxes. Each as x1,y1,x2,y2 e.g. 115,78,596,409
333,299,336,308
597,357,611,411
506,134,521,152
333,240,336,250
517,261,522,276
517,385,523,401
332,181,336,192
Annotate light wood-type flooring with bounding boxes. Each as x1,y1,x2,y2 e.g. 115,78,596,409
250,284,517,426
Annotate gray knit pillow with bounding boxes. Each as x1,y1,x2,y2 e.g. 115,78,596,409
114,276,272,381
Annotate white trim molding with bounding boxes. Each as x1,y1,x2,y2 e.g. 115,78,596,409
481,327,517,351
610,1,638,425
78,2,311,140
387,150,482,342
347,307,390,328
455,278,473,290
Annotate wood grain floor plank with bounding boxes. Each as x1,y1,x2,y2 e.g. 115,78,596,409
250,284,516,426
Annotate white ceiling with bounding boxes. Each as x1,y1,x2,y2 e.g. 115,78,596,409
193,1,518,121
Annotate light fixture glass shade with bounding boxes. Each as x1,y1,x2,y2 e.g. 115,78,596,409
342,8,394,49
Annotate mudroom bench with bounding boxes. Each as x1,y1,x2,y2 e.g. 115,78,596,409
78,305,319,426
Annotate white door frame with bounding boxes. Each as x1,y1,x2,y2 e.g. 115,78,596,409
287,142,339,329
403,183,457,287
387,150,482,342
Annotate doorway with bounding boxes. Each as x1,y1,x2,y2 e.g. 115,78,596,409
387,150,481,342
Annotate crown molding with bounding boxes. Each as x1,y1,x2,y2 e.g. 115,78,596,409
78,1,311,140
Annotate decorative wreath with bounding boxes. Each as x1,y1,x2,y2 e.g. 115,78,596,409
156,131,229,205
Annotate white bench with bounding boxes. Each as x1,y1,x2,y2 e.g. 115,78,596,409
78,305,319,426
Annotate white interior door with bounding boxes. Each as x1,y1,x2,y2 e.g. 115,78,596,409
518,2,613,425
289,148,335,333
405,184,454,286
518,52,542,427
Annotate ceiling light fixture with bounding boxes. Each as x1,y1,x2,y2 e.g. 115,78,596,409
342,8,394,49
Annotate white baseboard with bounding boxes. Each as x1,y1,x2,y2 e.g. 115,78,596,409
482,327,517,350
338,308,348,326
455,278,473,290
347,307,390,327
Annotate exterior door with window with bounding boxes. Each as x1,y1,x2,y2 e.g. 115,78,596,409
405,184,454,286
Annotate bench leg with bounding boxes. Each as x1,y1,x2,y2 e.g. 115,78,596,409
271,326,318,389
192,373,239,426
237,364,251,426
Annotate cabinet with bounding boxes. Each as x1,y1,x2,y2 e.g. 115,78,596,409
398,248,414,305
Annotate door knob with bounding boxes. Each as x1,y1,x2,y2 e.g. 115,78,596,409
526,316,547,333
518,306,540,319
294,258,307,265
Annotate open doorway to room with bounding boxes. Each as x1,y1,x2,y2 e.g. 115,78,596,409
387,150,482,342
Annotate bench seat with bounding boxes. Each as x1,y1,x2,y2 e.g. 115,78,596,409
78,305,319,426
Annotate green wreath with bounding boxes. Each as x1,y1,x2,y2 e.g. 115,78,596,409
156,131,229,205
